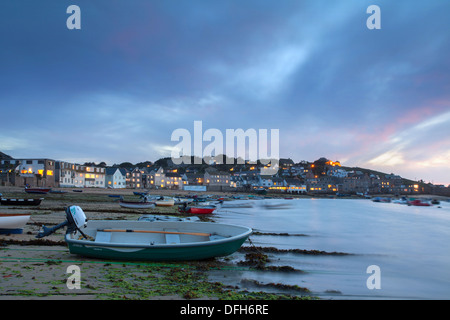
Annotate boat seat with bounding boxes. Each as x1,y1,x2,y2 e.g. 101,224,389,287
95,231,112,243
164,229,181,244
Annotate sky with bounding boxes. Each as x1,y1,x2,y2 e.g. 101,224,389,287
0,0,449,185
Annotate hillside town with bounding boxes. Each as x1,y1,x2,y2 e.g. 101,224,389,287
1,151,449,196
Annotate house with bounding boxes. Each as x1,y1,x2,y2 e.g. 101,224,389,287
142,167,165,189
164,172,182,189
229,175,244,188
127,167,144,189
339,172,370,194
285,178,307,194
268,177,287,192
2,158,57,188
305,171,340,193
72,164,106,188
56,161,76,187
204,168,231,191
279,158,295,169
259,175,274,188
183,173,204,185
327,167,348,178
105,167,126,188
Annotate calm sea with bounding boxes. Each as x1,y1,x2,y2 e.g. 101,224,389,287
212,198,450,300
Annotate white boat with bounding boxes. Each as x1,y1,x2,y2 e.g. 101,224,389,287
174,197,194,205
155,198,175,207
392,197,409,205
0,213,31,234
217,200,254,209
260,202,292,209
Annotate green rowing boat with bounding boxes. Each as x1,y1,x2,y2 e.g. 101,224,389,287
37,206,252,261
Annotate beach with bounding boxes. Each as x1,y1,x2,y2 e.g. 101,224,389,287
0,186,313,300
2,186,449,300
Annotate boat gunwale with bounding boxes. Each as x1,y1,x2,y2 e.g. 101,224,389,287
65,222,252,249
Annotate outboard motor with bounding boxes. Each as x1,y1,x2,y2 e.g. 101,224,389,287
36,205,88,239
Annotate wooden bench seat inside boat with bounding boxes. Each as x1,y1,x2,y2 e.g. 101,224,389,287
95,231,112,243
164,229,181,244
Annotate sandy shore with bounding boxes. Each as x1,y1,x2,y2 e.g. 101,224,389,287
0,186,315,300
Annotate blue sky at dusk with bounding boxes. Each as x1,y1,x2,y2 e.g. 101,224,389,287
1,1,449,184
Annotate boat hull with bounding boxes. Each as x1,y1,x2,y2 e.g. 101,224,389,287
119,201,155,209
65,220,252,261
188,207,215,214
155,200,175,207
408,200,431,206
24,188,51,194
0,198,43,206
0,213,31,234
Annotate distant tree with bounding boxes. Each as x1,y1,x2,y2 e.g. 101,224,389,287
118,162,134,168
312,157,329,176
154,158,171,168
135,160,153,168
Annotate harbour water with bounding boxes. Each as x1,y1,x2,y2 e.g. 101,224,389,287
213,198,450,300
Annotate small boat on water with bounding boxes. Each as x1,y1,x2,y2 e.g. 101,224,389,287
408,199,431,207
178,205,216,214
155,198,175,207
119,199,155,209
36,206,252,261
24,187,51,194
216,200,254,209
372,197,391,203
133,191,148,197
260,201,292,209
0,198,43,206
392,197,409,205
0,213,31,234
174,197,194,205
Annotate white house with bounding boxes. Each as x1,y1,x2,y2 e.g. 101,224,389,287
105,168,126,188
285,178,307,194
73,164,106,188
56,161,76,187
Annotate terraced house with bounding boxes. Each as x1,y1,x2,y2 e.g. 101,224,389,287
0,158,57,188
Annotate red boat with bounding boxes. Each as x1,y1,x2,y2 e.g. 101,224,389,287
24,188,51,194
178,205,216,214
408,199,431,206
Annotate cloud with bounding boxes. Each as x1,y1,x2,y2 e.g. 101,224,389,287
358,110,450,181
0,1,450,184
